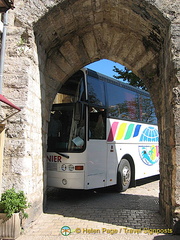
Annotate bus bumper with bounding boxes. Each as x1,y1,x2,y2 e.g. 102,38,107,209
47,171,85,189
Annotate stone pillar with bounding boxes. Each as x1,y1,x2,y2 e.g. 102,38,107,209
172,86,180,226
158,16,180,226
1,8,45,222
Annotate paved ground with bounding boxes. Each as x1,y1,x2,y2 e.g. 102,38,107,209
17,177,179,240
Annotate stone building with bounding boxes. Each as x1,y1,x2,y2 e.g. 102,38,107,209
0,0,179,228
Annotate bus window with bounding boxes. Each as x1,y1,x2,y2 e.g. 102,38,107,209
54,70,86,104
47,70,86,152
124,91,139,120
87,75,106,106
139,95,157,124
107,83,139,121
48,103,86,152
89,107,106,139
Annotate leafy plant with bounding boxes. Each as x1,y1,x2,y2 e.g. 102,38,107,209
0,188,31,219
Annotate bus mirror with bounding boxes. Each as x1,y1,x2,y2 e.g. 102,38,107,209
74,102,81,121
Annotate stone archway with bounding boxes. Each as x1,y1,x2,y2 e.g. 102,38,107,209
2,0,179,227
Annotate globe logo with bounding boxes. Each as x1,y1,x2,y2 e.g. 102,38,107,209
139,126,159,142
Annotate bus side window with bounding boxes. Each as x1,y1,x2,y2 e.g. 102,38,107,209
139,95,157,124
89,107,106,140
87,75,106,106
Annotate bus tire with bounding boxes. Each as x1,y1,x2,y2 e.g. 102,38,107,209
116,159,131,192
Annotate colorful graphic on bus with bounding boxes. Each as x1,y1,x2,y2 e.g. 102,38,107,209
107,122,159,142
139,145,159,166
139,127,159,142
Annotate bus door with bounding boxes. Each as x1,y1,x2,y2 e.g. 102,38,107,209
106,145,118,186
86,107,107,189
105,119,119,186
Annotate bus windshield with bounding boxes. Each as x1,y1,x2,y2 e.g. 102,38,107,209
47,70,86,152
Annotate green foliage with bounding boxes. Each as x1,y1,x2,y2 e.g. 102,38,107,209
0,188,30,219
113,66,147,91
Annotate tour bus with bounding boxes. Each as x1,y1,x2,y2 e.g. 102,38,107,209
47,68,159,192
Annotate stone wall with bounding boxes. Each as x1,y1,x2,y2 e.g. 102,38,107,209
0,0,179,227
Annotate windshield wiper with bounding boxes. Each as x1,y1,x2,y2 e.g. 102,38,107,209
55,152,69,159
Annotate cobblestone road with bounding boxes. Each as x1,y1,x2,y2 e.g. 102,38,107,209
17,177,179,240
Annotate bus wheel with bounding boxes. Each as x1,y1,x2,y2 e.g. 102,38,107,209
117,159,131,192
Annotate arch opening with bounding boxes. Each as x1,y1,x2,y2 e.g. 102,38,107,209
33,0,178,227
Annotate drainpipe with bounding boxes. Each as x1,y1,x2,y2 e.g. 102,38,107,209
0,12,8,197
0,11,8,94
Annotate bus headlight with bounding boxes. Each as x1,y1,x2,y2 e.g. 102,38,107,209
69,164,74,171
61,164,67,171
62,179,67,185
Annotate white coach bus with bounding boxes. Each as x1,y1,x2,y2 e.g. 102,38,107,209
47,68,159,191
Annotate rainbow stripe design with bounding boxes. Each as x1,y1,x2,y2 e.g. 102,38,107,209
107,122,159,142
107,122,141,141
